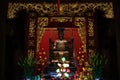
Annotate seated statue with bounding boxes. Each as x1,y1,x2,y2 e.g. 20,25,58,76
53,37,68,51
53,28,68,51
49,27,73,62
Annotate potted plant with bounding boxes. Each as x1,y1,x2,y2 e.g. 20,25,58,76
18,53,36,80
89,52,108,80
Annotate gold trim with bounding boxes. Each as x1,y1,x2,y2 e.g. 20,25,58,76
75,17,87,53
7,2,114,18
50,17,72,22
88,18,94,37
37,17,48,52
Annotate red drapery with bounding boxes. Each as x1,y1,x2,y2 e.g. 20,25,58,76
36,27,85,73
26,17,96,79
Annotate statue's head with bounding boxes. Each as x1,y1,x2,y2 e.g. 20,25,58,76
59,35,63,40
57,27,64,40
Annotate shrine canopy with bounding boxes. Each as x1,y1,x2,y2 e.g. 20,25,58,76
44,22,79,28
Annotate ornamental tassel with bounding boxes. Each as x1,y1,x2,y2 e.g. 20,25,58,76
57,0,60,14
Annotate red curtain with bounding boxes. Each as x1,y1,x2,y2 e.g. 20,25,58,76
34,17,96,77
36,28,85,73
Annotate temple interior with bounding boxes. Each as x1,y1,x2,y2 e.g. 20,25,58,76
0,0,120,80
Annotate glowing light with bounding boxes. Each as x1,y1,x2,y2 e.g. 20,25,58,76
56,69,60,73
62,68,66,72
26,78,30,80
63,63,69,67
57,73,62,77
64,73,69,77
67,69,70,72
57,63,61,67
61,57,66,62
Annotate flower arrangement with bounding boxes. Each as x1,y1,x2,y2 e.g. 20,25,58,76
89,52,108,79
18,53,36,79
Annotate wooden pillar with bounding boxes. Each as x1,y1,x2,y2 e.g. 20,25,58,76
113,0,120,79
0,1,8,80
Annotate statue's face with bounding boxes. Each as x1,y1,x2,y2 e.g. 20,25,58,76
59,36,63,40
58,28,64,40
58,32,64,40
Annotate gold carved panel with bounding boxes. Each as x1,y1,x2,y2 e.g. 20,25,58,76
88,18,94,37
37,17,48,52
75,17,87,53
29,18,36,37
50,17,72,22
7,2,114,18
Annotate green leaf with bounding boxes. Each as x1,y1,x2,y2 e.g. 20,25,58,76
89,52,108,78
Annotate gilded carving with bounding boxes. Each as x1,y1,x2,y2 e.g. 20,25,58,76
75,17,86,53
50,17,72,22
79,59,83,65
88,18,94,37
28,49,35,54
29,18,36,37
7,2,57,18
7,2,114,18
28,40,35,46
38,17,48,27
88,40,95,47
37,17,48,52
82,45,87,53
88,49,96,55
